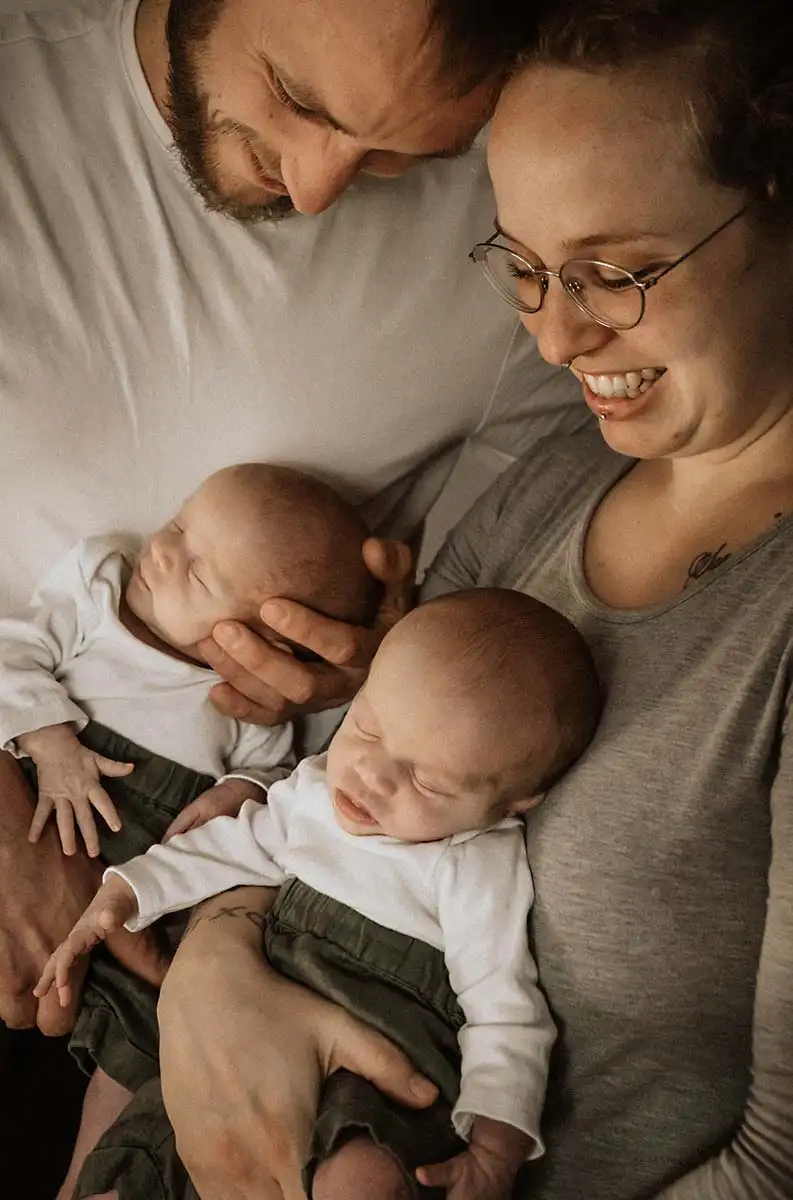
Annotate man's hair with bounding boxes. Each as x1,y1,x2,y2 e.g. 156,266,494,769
521,0,793,221
426,1,550,94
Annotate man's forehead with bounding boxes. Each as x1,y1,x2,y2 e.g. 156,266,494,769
257,0,496,151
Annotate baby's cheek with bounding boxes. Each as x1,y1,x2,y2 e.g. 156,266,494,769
155,596,214,648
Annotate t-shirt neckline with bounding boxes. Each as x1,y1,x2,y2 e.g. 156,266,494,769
566,453,793,625
119,0,173,149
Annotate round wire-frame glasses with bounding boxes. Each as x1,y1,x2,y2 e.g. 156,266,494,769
469,206,748,331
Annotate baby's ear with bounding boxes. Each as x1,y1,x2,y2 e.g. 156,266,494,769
506,792,545,816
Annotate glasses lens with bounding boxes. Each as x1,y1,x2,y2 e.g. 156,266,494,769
475,244,544,313
560,261,643,330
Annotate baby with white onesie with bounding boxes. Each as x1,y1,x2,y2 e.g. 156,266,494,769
0,461,379,1200
0,461,378,856
38,587,601,1200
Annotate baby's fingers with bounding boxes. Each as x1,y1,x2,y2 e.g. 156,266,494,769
94,754,135,779
87,784,122,835
70,796,103,858
162,803,200,841
33,953,59,1000
28,794,55,844
416,1152,466,1190
54,798,79,856
34,944,80,1008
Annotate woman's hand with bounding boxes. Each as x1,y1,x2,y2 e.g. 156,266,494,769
158,888,437,1200
199,538,414,726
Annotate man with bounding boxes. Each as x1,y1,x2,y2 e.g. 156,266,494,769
0,0,581,1190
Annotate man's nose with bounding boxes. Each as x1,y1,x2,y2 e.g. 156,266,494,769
280,131,364,215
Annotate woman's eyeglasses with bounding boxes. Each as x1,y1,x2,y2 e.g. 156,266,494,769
469,206,747,331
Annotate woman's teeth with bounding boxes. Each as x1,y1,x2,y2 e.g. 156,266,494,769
582,367,665,399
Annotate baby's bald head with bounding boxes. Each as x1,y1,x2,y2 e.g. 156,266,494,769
375,588,600,803
194,463,380,628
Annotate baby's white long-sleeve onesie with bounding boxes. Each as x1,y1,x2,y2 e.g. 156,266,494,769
109,753,556,1156
0,536,293,786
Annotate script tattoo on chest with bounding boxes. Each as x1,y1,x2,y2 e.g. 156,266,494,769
685,543,731,588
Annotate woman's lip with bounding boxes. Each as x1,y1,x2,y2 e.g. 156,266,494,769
333,789,379,826
582,377,658,421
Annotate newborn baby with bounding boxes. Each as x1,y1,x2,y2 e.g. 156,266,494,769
39,587,601,1200
0,461,378,856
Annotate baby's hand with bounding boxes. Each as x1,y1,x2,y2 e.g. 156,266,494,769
417,1118,532,1200
162,778,264,840
34,874,138,1009
21,724,133,857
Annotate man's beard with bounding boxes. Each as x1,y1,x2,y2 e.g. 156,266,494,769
165,0,295,223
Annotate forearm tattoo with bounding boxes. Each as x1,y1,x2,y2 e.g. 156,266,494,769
183,898,267,940
685,543,731,588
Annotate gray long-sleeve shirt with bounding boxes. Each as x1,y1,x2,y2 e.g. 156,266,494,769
423,428,793,1199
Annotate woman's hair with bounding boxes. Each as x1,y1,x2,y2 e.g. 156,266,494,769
522,0,793,220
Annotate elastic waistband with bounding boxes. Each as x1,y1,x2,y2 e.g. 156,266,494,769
272,879,462,1024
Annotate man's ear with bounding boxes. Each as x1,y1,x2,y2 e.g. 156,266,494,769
506,792,545,816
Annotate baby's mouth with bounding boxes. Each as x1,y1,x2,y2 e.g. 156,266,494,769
334,788,379,826
575,366,667,399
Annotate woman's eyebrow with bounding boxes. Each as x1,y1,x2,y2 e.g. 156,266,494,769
494,217,662,254
560,229,658,253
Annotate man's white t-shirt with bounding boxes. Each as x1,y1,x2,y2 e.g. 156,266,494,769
0,0,584,620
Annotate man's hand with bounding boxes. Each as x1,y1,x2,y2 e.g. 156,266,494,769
416,1117,531,1200
0,751,169,1033
20,723,132,856
34,874,138,1009
158,887,437,1200
163,779,261,840
199,538,413,726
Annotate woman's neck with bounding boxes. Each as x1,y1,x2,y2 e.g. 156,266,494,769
645,400,793,516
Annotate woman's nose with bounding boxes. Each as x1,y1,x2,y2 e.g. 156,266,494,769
521,280,615,367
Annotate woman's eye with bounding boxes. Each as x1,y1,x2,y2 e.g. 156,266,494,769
506,262,536,282
592,268,635,291
595,265,658,291
354,722,378,741
189,566,207,590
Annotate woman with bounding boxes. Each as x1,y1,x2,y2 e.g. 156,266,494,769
95,0,793,1196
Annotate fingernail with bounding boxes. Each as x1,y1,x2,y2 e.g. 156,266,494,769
214,622,240,650
261,601,286,626
410,1076,437,1101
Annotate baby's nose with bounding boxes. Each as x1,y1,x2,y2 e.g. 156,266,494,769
356,755,397,798
149,536,173,571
